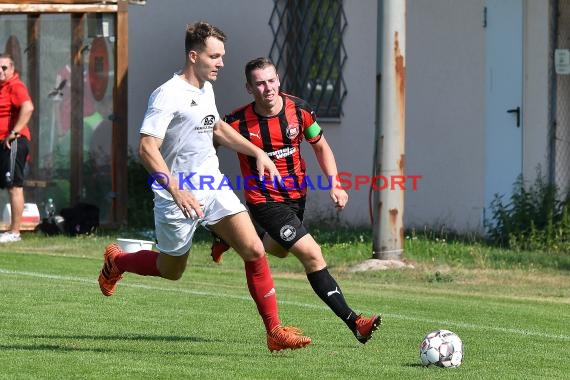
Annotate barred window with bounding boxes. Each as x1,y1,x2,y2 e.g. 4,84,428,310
269,0,347,119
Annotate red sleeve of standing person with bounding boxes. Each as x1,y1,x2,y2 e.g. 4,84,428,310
0,74,32,140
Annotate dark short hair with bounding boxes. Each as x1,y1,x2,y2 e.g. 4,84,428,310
245,57,275,84
0,53,14,63
185,21,226,55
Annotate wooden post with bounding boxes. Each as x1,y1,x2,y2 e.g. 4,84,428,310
27,14,40,180
69,13,86,206
112,0,129,226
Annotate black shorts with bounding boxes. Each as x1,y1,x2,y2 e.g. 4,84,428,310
246,198,308,250
0,137,29,189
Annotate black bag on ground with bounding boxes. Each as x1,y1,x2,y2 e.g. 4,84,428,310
39,216,64,236
60,203,100,235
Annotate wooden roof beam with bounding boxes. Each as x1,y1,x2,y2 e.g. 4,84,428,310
0,5,117,13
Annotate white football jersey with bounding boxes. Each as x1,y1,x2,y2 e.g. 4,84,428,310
140,74,222,200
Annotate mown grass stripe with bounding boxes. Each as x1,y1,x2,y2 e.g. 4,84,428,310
2,267,568,342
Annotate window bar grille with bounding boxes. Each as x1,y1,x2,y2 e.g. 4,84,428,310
269,0,347,118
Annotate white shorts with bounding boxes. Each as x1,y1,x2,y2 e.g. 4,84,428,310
153,187,246,256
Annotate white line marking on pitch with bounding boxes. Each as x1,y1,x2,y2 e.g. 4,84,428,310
1,268,568,341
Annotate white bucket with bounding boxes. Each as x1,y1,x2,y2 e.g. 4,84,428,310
2,203,41,224
117,238,154,253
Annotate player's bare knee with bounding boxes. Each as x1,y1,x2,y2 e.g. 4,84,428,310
249,243,266,260
157,260,187,280
298,249,326,272
237,239,265,261
305,246,324,262
161,268,185,281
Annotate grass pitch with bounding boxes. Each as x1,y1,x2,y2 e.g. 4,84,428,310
0,232,568,379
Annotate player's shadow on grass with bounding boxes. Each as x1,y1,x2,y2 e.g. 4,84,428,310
0,342,238,357
23,333,215,342
4,334,225,354
0,343,113,353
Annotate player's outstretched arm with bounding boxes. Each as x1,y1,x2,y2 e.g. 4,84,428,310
139,134,203,219
311,136,348,210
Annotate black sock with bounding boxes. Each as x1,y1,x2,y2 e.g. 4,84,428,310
307,267,357,331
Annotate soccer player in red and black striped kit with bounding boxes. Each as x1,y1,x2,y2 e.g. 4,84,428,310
212,57,381,344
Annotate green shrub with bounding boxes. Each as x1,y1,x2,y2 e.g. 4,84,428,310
486,170,570,253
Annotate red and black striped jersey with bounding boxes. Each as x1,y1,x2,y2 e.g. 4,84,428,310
224,92,323,204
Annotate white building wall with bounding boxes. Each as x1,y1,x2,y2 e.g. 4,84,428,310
405,0,487,231
404,0,550,232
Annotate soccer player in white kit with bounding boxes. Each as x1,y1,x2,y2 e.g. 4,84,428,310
98,22,311,352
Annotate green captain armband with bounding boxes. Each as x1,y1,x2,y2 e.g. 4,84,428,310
303,121,322,140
